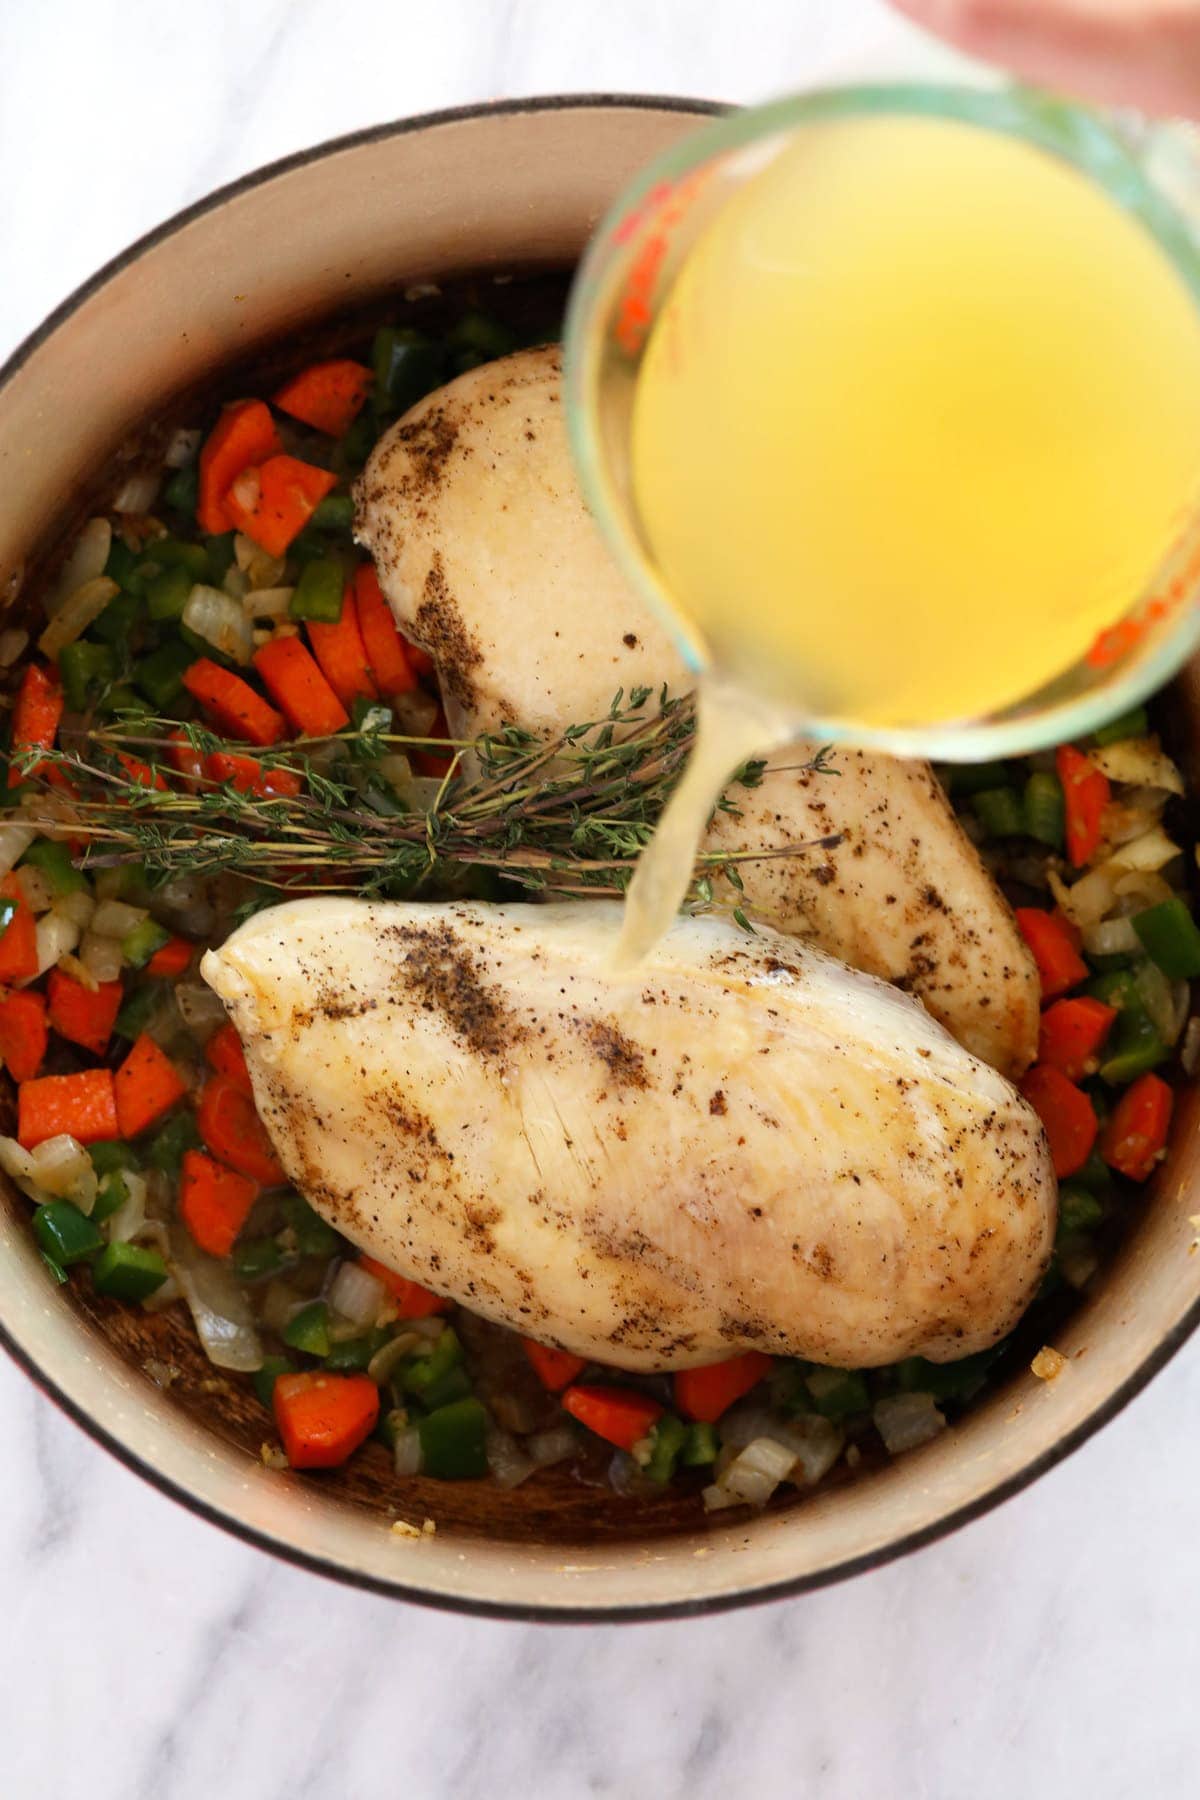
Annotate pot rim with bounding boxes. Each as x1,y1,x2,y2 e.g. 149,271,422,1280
1,92,1198,1624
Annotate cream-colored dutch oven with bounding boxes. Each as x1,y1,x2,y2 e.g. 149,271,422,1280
1,97,1198,1620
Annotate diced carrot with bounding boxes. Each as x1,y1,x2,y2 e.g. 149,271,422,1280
673,1351,774,1424
47,969,123,1055
1056,745,1111,869
406,642,436,678
273,1371,380,1470
306,585,379,710
197,1074,285,1186
273,359,372,437
204,1021,253,1097
179,1148,258,1257
1020,1064,1098,1178
0,873,38,984
114,1033,188,1139
253,637,349,737
205,751,304,799
197,399,281,534
167,728,206,790
353,565,417,698
412,705,456,779
0,989,48,1082
116,752,169,793
357,1253,452,1318
1015,908,1088,1000
146,935,195,979
1037,996,1117,1080
561,1384,664,1452
1100,1071,1174,1182
182,658,285,746
225,454,337,558
522,1338,587,1392
18,1068,118,1149
8,664,63,788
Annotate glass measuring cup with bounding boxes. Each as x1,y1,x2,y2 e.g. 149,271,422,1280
564,82,1200,765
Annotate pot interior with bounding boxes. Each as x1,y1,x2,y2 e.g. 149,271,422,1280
1,99,1198,1618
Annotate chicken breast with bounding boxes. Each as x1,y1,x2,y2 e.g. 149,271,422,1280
355,346,1039,1077
203,898,1055,1370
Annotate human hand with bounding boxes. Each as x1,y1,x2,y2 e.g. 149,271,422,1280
890,1,1200,118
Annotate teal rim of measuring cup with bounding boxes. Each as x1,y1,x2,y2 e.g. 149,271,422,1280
564,81,1200,762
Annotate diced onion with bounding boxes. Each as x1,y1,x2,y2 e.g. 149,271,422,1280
486,1426,535,1489
169,1226,263,1371
53,888,95,931
56,952,98,993
1091,738,1185,795
183,585,254,665
13,865,55,915
393,1426,423,1476
328,1260,386,1331
1081,916,1141,959
1050,865,1114,929
107,1171,148,1244
30,1135,98,1212
112,469,162,515
80,929,125,983
873,1391,947,1455
30,911,80,981
222,565,250,601
0,628,29,668
175,980,227,1034
1181,1015,1200,1077
242,586,294,620
0,1136,45,1201
1107,827,1181,876
703,1436,798,1512
367,1333,421,1385
91,898,149,939
165,427,202,469
718,1401,844,1487
39,576,119,660
46,518,111,614
526,1424,577,1468
392,688,440,737
0,824,34,878
1060,1240,1100,1291
1134,960,1184,1046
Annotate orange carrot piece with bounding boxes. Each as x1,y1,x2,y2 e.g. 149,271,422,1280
357,1254,452,1318
182,658,285,746
273,1371,380,1470
0,989,48,1082
167,728,206,791
204,1021,254,1097
47,969,123,1056
522,1338,587,1393
1015,908,1088,1000
8,664,63,788
18,1068,118,1149
1020,1064,1098,1178
1037,996,1117,1081
1100,1072,1174,1182
273,359,371,437
116,752,169,793
197,1074,285,1185
0,874,38,984
562,1384,663,1452
1057,745,1111,869
225,454,337,557
205,751,304,799
406,642,436,678
145,935,195,979
412,704,456,779
353,565,417,697
306,584,379,709
253,637,349,737
114,1033,188,1139
673,1351,774,1424
197,399,281,534
179,1148,258,1257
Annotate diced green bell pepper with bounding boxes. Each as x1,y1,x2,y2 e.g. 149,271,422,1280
401,1326,464,1403
104,537,140,589
150,538,210,579
939,759,1013,797
145,564,193,623
324,1326,392,1373
972,787,1024,838
96,683,152,721
133,640,195,709
1057,1183,1105,1239
289,556,344,623
114,982,163,1042
92,588,142,647
417,1397,488,1479
283,1300,332,1357
162,463,199,517
88,1140,140,1177
372,327,444,415
93,1240,168,1301
204,533,237,582
896,1349,997,1404
59,640,116,712
680,1421,720,1467
804,1366,871,1420
1098,1004,1168,1085
1074,1146,1116,1196
447,311,519,361
20,837,87,895
252,1354,295,1410
91,1169,130,1224
1093,705,1149,747
232,1238,289,1284
146,1111,201,1174
640,1413,688,1483
1022,771,1065,849
121,917,171,970
41,1252,67,1286
310,493,354,534
1133,896,1200,980
280,1191,340,1258
32,1202,104,1266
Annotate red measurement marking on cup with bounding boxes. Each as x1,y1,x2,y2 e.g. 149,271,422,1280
1086,533,1200,669
613,169,711,358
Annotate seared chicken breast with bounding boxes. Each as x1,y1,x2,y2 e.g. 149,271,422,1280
203,899,1055,1370
355,346,1039,1077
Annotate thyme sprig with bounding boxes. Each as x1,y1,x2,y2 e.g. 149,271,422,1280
14,687,838,905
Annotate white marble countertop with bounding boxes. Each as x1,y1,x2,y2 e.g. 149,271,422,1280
2,3,1199,1795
